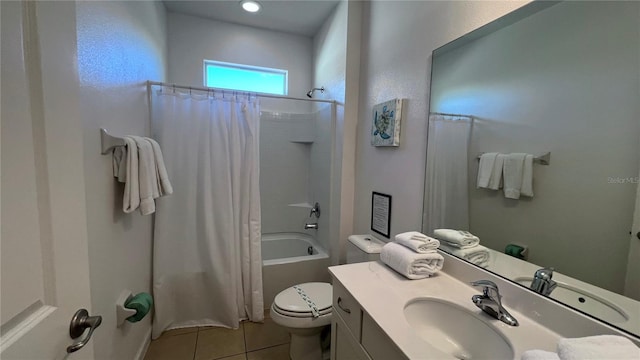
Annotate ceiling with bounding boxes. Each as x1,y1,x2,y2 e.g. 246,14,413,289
163,0,340,37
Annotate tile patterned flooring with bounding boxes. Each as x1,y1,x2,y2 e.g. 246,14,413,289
144,311,290,360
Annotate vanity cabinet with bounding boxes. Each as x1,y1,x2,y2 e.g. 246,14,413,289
331,279,407,360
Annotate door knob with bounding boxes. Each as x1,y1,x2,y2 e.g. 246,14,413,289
67,309,102,353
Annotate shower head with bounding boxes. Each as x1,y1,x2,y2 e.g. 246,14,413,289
306,87,325,98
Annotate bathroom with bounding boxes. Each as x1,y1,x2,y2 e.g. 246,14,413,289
2,1,639,360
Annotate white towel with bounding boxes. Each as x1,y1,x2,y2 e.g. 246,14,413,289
503,153,527,199
521,350,560,360
521,154,534,197
440,244,490,268
477,152,499,188
146,137,173,196
489,154,505,190
130,136,156,215
557,335,640,360
433,229,480,249
112,146,127,183
395,231,429,243
121,137,140,213
380,242,444,279
396,237,440,254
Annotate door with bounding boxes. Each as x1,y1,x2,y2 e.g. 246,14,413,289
624,168,640,300
1,1,95,358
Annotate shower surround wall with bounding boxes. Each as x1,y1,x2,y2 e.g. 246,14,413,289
76,1,167,359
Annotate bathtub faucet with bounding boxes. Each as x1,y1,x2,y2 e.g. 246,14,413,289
304,223,318,230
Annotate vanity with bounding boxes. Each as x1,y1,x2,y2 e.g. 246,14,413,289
329,253,639,360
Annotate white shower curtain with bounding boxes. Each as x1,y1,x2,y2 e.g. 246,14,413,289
150,89,263,338
423,114,472,236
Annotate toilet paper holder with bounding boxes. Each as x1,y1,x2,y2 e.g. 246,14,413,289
116,290,137,327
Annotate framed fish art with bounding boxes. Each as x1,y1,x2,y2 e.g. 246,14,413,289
371,98,403,147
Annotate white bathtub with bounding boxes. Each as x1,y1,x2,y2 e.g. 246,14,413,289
261,232,330,309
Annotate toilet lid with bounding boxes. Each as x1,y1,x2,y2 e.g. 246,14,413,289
274,282,332,314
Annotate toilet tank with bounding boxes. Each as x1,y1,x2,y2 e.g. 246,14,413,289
347,235,385,263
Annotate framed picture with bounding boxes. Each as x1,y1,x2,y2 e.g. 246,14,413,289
371,192,392,238
371,98,404,147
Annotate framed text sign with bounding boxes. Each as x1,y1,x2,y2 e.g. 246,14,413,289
371,192,392,238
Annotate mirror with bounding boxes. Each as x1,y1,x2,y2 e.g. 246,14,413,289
422,1,640,336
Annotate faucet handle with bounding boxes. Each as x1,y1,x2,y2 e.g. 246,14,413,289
471,280,501,300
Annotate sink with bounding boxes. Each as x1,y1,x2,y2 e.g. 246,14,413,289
514,277,629,324
404,298,514,359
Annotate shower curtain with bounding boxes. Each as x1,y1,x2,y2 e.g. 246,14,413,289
423,114,472,236
150,89,263,338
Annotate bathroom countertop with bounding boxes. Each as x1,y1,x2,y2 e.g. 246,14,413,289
329,261,561,359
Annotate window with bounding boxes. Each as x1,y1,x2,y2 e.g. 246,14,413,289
204,60,288,95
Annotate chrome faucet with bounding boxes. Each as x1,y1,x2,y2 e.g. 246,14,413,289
309,202,321,218
471,280,519,326
304,223,318,230
530,267,557,296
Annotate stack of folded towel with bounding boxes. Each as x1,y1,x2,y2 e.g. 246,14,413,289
380,231,444,280
433,229,490,268
477,152,534,199
521,335,640,360
113,136,173,215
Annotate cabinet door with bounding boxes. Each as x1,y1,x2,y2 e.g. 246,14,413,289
331,315,371,360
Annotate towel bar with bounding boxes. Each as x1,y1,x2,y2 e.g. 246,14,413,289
100,128,125,154
476,152,550,165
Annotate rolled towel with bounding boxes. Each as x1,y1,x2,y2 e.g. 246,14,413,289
521,350,560,360
557,335,640,360
395,231,429,243
396,236,440,254
433,229,480,249
440,244,490,268
380,242,444,279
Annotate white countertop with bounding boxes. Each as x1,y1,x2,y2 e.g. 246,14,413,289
329,261,561,360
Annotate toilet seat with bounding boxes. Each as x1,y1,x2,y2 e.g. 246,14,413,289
273,282,332,318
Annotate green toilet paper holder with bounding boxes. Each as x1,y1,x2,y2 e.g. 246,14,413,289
116,290,137,327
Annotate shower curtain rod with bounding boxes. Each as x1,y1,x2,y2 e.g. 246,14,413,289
147,81,341,105
429,111,475,119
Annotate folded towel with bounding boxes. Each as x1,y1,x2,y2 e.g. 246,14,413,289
146,137,173,196
489,154,505,190
440,244,490,268
122,137,140,213
477,152,499,188
396,237,440,253
433,229,480,249
521,350,560,360
557,335,640,360
521,154,534,197
503,153,527,199
395,231,429,242
380,242,444,279
130,136,156,215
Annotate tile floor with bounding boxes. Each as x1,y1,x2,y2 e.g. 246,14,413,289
144,310,290,360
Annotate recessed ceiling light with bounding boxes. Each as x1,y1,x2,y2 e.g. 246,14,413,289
241,0,261,13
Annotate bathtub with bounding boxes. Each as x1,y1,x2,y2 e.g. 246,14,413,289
261,232,330,309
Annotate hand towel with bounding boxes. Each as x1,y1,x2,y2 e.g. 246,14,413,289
440,244,490,268
503,153,527,199
130,136,157,215
477,152,499,188
488,154,505,190
380,242,444,279
433,229,480,249
395,232,439,253
112,146,127,183
521,154,534,197
521,350,560,360
122,137,140,213
146,137,173,196
557,335,640,360
395,231,429,243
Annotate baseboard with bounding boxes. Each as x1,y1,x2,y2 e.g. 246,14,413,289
134,327,152,360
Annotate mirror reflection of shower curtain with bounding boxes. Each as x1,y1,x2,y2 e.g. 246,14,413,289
424,114,472,236
150,89,263,338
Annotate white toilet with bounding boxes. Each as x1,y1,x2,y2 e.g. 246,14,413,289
270,235,385,360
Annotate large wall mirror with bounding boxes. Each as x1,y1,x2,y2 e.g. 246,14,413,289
422,1,639,336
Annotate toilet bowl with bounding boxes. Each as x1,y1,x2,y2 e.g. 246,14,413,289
270,282,332,360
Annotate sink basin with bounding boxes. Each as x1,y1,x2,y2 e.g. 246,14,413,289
404,298,514,359
514,277,629,324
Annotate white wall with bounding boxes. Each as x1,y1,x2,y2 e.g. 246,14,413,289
167,12,312,112
76,1,167,359
430,1,640,293
354,1,529,240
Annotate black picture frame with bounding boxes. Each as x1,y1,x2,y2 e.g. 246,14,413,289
371,192,392,238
